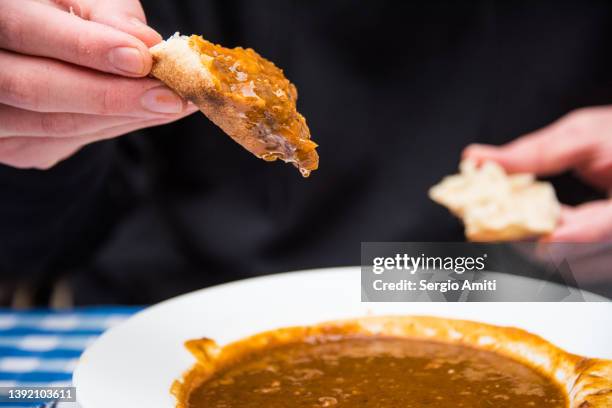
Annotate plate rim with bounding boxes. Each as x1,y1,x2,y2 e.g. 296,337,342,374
72,266,610,407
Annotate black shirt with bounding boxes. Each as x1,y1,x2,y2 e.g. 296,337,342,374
1,0,609,304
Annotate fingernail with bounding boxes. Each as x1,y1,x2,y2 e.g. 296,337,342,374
141,87,184,114
109,47,146,75
467,143,492,151
464,144,496,157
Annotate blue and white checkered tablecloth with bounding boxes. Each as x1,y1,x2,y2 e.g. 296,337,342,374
0,307,142,408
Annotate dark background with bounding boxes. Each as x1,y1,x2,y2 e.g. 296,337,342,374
1,0,610,305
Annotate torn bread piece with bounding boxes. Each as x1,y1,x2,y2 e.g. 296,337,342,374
429,160,561,241
150,33,319,177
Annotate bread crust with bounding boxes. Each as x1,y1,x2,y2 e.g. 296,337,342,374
150,34,318,176
172,315,612,407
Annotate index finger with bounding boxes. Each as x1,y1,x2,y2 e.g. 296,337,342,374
463,126,594,176
66,0,163,47
0,0,152,77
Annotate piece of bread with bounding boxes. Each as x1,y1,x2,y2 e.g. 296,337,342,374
149,34,319,177
429,160,561,241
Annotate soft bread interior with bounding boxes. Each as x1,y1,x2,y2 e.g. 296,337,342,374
150,33,215,93
430,160,561,241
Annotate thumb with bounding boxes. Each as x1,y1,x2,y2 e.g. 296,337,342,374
61,0,162,47
463,111,596,176
543,201,612,242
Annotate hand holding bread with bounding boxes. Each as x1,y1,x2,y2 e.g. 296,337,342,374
0,0,195,169
462,107,612,242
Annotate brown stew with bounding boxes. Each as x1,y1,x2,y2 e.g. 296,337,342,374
185,336,567,407
190,36,318,176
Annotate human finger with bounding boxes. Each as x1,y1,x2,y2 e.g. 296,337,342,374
0,0,153,76
0,50,193,116
0,111,193,169
0,104,195,137
463,109,599,176
65,0,163,47
543,201,612,242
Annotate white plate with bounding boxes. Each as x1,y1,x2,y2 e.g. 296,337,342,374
73,267,612,408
